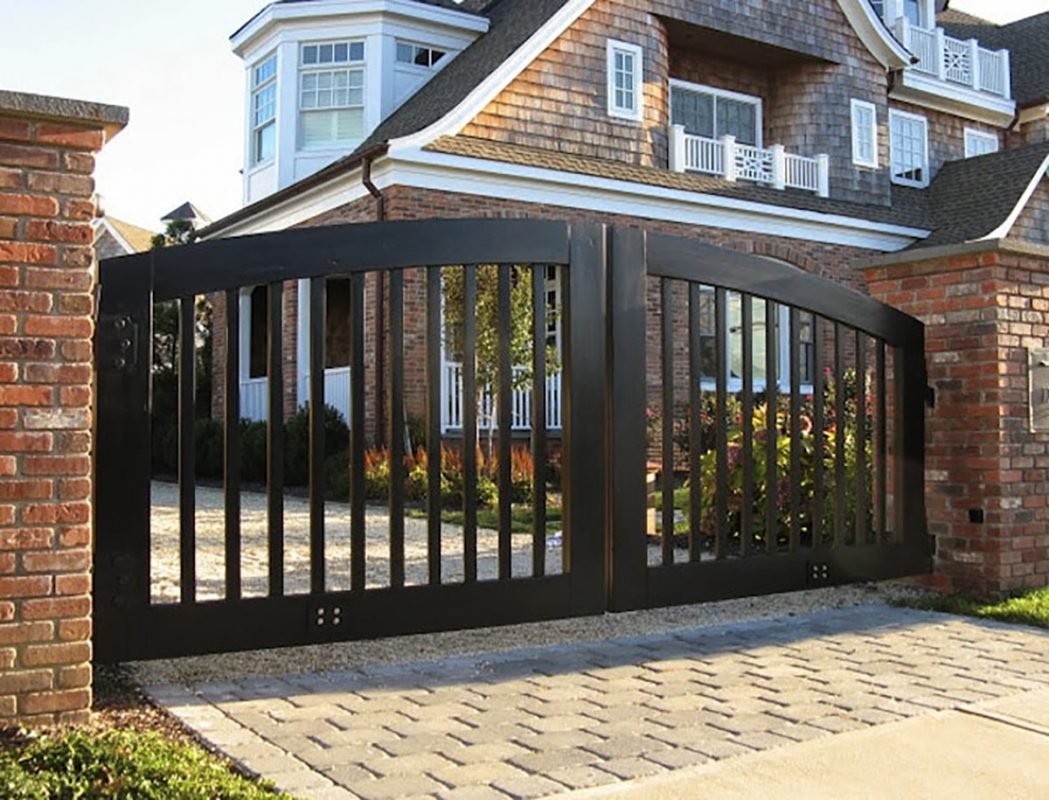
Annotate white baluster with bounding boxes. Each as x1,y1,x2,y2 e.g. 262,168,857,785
721,135,737,182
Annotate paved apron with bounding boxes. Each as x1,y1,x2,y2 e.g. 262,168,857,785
146,606,1049,800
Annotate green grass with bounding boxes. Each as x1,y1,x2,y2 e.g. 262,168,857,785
894,586,1049,629
0,729,292,800
408,505,562,534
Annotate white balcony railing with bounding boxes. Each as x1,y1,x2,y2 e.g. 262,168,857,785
669,126,830,198
443,363,563,432
239,367,351,423
898,20,1011,99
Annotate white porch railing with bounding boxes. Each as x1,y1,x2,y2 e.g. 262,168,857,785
442,363,563,432
239,367,352,423
669,126,830,198
898,20,1011,99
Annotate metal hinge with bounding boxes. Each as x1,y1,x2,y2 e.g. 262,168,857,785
97,314,139,372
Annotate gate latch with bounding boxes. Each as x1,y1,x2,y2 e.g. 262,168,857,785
97,314,139,372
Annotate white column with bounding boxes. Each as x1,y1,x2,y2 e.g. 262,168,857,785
884,0,901,24
895,17,910,53
816,155,830,199
721,135,737,182
771,144,786,191
968,39,981,89
935,28,947,81
1000,49,1012,98
668,124,686,173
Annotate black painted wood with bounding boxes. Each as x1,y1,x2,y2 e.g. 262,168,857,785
498,264,513,580
789,307,801,553
741,294,754,558
223,289,241,601
309,278,326,594
531,266,547,579
427,267,443,586
661,278,675,567
178,296,196,604
462,266,478,584
765,300,778,556
688,284,703,564
714,287,728,561
834,323,846,548
812,317,825,549
350,275,366,592
389,269,406,589
856,331,868,546
267,282,285,597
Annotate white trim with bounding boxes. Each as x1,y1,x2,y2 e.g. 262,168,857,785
888,108,929,188
669,79,764,148
963,127,999,158
977,153,1049,241
891,71,1017,128
606,39,643,123
388,0,595,150
834,0,912,70
850,99,879,169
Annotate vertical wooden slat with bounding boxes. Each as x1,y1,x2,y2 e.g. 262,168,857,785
389,269,405,588
855,331,868,545
531,266,547,578
714,287,728,560
789,308,802,553
178,295,196,604
349,275,366,591
833,322,846,548
267,282,284,597
765,300,778,555
309,278,325,594
497,264,513,580
661,278,675,566
462,266,478,583
426,267,442,586
741,294,754,558
223,289,241,601
875,340,888,543
688,284,703,564
812,316,825,549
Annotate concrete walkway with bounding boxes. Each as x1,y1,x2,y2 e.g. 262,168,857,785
146,606,1049,800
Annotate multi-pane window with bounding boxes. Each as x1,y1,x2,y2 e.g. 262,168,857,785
606,40,643,122
903,0,926,27
251,54,277,165
850,99,878,169
396,42,447,68
697,289,813,391
671,81,761,147
889,109,929,187
964,129,999,158
299,41,365,149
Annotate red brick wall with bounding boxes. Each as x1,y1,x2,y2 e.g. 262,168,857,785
865,248,1049,597
0,111,113,724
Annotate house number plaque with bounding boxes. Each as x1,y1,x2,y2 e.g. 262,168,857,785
1030,348,1049,432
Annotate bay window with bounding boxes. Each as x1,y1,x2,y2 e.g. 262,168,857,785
299,40,365,149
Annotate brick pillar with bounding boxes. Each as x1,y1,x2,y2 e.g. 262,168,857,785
0,91,126,725
865,244,1049,597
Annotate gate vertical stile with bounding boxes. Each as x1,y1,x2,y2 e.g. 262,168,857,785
607,227,647,611
94,255,154,662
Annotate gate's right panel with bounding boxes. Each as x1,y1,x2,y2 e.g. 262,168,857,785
608,229,930,612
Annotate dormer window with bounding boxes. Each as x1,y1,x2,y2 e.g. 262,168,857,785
396,42,447,69
251,54,277,166
299,40,365,149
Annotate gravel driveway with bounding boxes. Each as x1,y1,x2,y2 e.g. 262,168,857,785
149,482,564,604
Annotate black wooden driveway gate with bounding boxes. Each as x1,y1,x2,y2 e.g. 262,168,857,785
93,220,929,663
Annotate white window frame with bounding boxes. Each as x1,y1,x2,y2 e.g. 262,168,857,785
669,79,764,148
606,39,644,123
298,39,366,151
889,108,929,188
850,99,878,169
395,40,448,70
250,53,278,167
964,128,999,158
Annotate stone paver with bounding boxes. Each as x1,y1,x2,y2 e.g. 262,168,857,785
148,606,1049,799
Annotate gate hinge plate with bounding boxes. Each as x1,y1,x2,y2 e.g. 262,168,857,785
97,314,139,372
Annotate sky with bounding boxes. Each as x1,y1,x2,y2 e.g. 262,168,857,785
1,0,1047,232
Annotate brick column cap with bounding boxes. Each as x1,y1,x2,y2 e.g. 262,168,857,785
854,237,1049,273
0,90,128,145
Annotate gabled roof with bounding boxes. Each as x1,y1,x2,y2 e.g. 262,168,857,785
939,9,1049,109
162,201,211,225
909,142,1049,250
94,216,156,254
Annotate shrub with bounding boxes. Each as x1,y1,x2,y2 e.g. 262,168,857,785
284,404,350,486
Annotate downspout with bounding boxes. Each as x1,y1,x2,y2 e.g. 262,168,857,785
362,155,387,445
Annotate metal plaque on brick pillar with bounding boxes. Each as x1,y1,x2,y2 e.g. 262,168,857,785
1029,348,1049,432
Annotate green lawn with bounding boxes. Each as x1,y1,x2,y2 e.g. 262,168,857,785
0,729,292,799
895,587,1049,629
408,505,563,534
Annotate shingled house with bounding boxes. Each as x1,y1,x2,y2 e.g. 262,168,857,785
201,0,1049,446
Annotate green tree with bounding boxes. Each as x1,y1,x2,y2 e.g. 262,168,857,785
442,265,558,456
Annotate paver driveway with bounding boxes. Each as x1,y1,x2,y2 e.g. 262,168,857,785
147,606,1049,800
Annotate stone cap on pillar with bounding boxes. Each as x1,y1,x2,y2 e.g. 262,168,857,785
0,89,128,144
